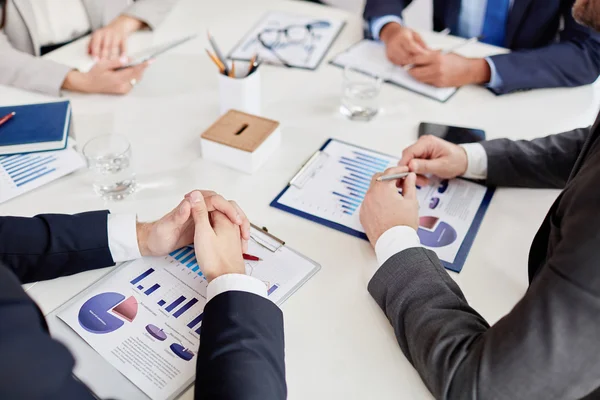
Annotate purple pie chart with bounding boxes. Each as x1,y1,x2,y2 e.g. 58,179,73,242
170,343,194,361
418,216,457,248
146,324,167,341
78,292,126,334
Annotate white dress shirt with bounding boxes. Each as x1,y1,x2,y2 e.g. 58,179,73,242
106,214,267,301
374,143,488,267
30,0,92,46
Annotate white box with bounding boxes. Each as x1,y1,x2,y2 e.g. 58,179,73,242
201,110,281,174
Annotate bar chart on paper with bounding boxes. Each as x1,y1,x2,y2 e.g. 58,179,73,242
0,147,85,204
274,140,396,232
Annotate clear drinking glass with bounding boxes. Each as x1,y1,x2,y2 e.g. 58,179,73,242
83,135,136,200
340,66,383,121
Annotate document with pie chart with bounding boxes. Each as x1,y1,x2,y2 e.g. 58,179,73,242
55,226,319,400
273,139,494,272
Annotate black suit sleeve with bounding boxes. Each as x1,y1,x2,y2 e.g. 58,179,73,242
0,264,96,399
0,211,115,284
481,128,589,189
196,291,286,400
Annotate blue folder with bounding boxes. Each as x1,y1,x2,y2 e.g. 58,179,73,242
270,138,495,273
0,101,71,156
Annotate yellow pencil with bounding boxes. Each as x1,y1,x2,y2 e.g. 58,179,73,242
205,49,225,74
229,61,235,78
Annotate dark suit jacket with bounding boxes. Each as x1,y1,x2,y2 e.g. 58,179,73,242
368,116,600,399
363,0,600,95
0,211,286,399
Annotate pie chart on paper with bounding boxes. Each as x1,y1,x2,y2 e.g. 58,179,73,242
417,216,457,248
78,292,138,334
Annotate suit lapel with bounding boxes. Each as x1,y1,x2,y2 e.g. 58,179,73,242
504,0,534,46
568,112,600,181
12,0,40,56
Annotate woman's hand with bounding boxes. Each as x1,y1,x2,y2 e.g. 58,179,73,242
88,15,145,60
62,58,150,95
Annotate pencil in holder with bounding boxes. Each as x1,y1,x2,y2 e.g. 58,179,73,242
218,66,261,116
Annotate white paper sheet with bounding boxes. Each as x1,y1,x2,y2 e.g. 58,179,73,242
331,40,457,102
0,147,85,204
57,227,319,400
229,11,345,69
276,140,487,264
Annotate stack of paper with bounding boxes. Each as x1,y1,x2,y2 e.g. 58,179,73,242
331,40,457,102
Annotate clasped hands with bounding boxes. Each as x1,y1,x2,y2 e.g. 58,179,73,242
137,190,249,283
360,135,469,246
380,22,491,88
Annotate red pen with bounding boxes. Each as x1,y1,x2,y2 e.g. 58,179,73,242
243,253,262,261
0,112,15,128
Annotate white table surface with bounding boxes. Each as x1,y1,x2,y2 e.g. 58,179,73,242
2,0,599,399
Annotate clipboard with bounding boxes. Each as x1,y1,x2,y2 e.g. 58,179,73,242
45,224,320,400
270,138,495,273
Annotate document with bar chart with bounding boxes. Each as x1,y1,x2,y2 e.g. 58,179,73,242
54,226,319,400
271,139,494,272
0,146,85,204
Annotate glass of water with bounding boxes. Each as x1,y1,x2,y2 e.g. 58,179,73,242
340,66,383,121
83,135,136,200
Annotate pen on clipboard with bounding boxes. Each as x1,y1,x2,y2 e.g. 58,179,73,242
0,112,15,128
376,172,410,182
243,253,262,261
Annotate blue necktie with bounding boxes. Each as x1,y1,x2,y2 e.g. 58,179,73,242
481,0,510,46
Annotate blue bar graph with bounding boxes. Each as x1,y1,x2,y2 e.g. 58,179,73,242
195,326,202,335
0,153,60,188
130,268,154,285
158,300,166,306
169,247,205,279
268,284,279,296
187,313,203,329
137,285,144,290
173,298,198,318
165,296,186,312
333,151,393,216
144,283,160,295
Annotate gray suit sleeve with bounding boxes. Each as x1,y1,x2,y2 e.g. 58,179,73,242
369,245,600,398
123,0,179,30
0,31,71,96
480,128,589,189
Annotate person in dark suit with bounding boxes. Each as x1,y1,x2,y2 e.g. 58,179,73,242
0,190,286,400
363,0,600,94
358,2,600,398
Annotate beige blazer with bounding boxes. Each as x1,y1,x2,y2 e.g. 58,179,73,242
0,0,178,96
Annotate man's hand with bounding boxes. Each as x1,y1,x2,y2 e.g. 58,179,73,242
62,59,150,95
407,52,491,88
190,196,246,282
380,22,428,66
398,135,469,185
137,190,250,258
360,167,419,248
88,15,145,60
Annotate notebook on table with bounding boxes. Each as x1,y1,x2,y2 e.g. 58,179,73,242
0,101,71,156
330,40,457,103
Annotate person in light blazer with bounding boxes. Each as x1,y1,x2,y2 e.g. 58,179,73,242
0,0,178,96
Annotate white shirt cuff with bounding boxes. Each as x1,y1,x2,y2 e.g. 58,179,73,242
206,274,268,303
371,15,404,41
484,57,503,89
460,143,488,180
375,225,422,267
107,214,142,263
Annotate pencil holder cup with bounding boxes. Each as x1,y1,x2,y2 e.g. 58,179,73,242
218,69,261,116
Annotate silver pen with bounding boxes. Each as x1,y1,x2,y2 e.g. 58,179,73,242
376,172,410,182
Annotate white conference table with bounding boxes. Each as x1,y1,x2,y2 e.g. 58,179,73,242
2,0,600,399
